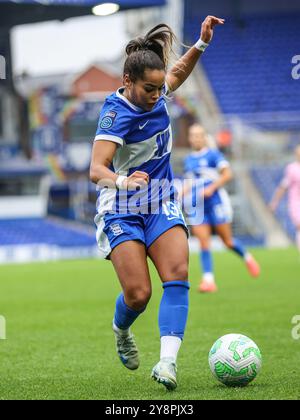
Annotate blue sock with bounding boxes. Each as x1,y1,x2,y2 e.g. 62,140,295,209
201,250,214,274
159,281,190,340
114,293,146,330
231,239,247,259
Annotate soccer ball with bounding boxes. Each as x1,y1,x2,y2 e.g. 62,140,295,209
208,334,262,387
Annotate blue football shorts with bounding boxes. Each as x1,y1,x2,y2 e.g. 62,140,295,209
95,200,188,259
186,188,233,227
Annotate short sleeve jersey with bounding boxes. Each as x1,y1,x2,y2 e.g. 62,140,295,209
95,86,175,215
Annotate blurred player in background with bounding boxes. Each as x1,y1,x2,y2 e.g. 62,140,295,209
270,145,300,252
90,17,225,390
183,124,261,293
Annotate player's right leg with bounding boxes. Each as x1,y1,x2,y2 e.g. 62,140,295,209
96,213,152,370
110,240,152,370
192,225,218,293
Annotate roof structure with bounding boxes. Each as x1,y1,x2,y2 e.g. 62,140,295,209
0,0,166,27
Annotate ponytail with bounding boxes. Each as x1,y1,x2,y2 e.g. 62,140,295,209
124,24,176,82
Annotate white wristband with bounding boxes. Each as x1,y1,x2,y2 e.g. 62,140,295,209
116,175,127,190
194,39,209,52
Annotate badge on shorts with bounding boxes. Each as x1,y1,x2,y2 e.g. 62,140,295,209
100,111,117,130
110,224,124,237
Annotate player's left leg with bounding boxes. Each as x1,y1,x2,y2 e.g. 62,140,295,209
147,226,190,390
215,223,261,278
191,224,218,293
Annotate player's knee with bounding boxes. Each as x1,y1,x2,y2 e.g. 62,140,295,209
126,288,152,311
164,262,189,282
200,242,210,250
223,238,233,249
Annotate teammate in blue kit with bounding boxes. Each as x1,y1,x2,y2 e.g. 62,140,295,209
183,124,261,293
90,17,225,390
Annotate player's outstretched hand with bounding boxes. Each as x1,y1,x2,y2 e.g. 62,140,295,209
202,184,217,198
200,16,225,44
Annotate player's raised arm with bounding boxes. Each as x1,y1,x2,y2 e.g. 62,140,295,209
166,16,225,93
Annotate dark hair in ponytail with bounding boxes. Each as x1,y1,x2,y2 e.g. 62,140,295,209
124,24,175,82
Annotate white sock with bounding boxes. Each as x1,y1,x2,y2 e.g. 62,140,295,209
160,336,182,362
113,321,129,336
245,253,252,262
203,273,215,284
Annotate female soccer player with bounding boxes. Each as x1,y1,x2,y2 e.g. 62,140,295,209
183,124,261,293
270,145,300,252
90,16,225,391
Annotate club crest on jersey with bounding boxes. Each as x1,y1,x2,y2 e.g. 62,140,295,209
100,111,117,130
110,224,124,237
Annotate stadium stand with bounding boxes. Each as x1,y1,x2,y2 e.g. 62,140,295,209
0,218,95,247
251,166,296,239
0,217,97,264
185,14,300,130
0,161,98,263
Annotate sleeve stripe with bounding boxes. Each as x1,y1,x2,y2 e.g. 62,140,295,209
94,135,124,146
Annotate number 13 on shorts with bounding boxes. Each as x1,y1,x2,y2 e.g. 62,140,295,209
163,201,185,222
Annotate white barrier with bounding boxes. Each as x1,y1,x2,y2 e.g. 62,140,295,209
0,244,101,264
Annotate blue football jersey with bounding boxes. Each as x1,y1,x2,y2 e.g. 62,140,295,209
184,148,229,186
184,148,230,208
94,86,175,216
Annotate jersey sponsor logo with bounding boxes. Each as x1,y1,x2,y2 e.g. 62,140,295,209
139,121,149,130
100,111,117,130
154,130,170,158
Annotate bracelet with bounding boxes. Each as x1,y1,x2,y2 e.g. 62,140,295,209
116,175,127,190
194,38,209,53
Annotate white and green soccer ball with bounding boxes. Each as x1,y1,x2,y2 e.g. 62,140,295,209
209,334,262,387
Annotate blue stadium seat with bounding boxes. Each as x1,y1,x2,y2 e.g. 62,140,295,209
0,218,95,247
185,14,300,130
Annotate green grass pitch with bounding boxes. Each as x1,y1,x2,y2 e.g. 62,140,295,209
0,248,300,400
